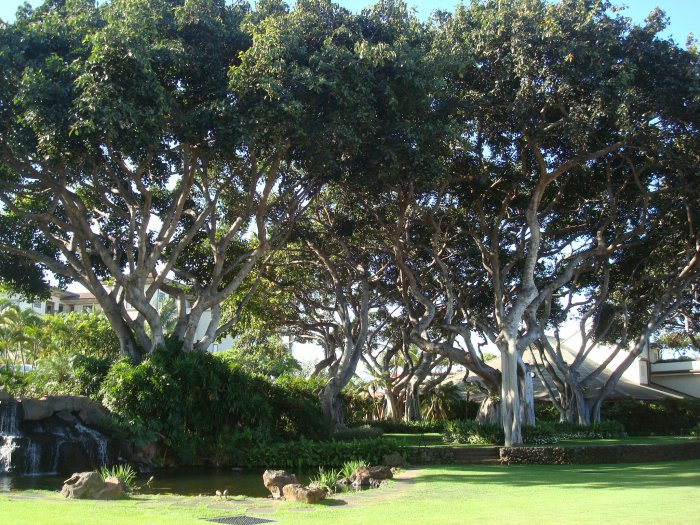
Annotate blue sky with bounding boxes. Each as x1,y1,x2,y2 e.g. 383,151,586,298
0,1,697,44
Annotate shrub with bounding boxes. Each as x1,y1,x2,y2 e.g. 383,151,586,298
340,459,368,479
243,437,404,469
552,421,627,439
522,423,558,445
99,464,137,490
602,400,700,436
359,419,446,434
100,344,329,464
309,467,340,493
442,420,504,445
332,425,384,441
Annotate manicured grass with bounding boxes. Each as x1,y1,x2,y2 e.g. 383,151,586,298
552,436,698,447
1,460,698,525
386,432,697,448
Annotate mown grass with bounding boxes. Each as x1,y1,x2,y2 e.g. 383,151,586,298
1,460,698,525
385,433,697,448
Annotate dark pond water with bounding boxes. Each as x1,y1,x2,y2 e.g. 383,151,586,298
0,467,312,498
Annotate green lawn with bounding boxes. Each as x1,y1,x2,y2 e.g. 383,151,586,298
2,460,698,525
385,433,697,448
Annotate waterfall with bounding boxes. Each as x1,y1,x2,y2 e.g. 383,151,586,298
0,402,19,435
0,402,20,474
24,442,41,475
75,423,109,468
1,399,113,475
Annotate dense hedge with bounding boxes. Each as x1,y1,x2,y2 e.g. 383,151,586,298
100,345,330,463
356,419,447,434
601,400,700,436
442,420,627,445
242,437,404,469
500,442,700,465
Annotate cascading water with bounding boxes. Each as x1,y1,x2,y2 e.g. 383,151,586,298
0,402,20,474
75,423,109,468
1,399,114,477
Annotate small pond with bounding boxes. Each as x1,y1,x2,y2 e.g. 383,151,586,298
0,467,312,498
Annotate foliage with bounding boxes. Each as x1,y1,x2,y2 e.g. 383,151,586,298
340,459,368,479
21,353,111,398
421,383,467,421
216,330,301,378
441,420,626,445
521,424,559,445
98,464,137,490
602,400,700,436
331,425,384,441
99,344,329,463
358,420,446,434
243,437,404,469
309,467,341,493
442,420,504,445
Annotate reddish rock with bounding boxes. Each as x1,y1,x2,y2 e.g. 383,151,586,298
96,476,126,500
282,484,326,503
61,472,104,499
262,470,298,499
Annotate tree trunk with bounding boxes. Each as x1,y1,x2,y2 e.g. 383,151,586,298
519,363,536,426
500,342,522,445
477,395,500,424
319,377,344,428
404,382,422,422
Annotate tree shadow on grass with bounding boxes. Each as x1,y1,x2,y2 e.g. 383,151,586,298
415,461,700,490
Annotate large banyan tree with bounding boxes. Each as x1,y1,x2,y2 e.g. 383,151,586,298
0,0,394,361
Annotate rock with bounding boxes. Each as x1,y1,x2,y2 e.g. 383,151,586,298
55,411,77,423
0,385,12,402
382,452,407,468
350,466,371,487
96,476,126,500
262,469,298,499
367,465,393,480
282,484,326,504
61,472,105,499
20,396,108,424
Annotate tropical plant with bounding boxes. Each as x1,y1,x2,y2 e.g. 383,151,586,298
340,459,368,479
309,467,341,493
98,464,137,490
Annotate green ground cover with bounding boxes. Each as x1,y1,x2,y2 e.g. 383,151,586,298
1,460,698,525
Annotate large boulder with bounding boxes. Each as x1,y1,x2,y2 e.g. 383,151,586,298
262,470,298,499
96,476,126,500
368,465,393,480
21,396,108,427
61,472,105,499
282,484,326,504
350,466,371,487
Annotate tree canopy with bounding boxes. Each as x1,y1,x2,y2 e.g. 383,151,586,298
0,0,697,443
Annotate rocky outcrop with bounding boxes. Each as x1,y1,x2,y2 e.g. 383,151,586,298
367,465,393,480
21,396,108,427
61,472,105,499
282,483,326,503
262,469,298,499
350,466,371,486
97,476,127,499
350,465,393,487
61,472,126,499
